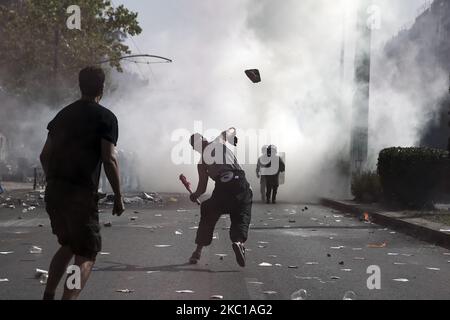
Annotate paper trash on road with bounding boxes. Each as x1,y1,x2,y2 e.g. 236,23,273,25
426,267,441,271
0,251,14,255
393,278,409,282
0,279,9,282
263,291,277,295
291,289,308,300
116,289,135,293
343,291,357,300
29,246,42,254
210,295,224,300
175,230,183,235
258,262,273,267
176,290,195,294
154,245,172,248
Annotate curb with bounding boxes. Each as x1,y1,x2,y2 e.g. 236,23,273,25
320,198,450,250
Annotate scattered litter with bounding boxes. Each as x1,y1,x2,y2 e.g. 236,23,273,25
263,291,277,295
387,253,399,256
104,222,112,227
0,279,9,282
258,241,269,244
35,269,48,285
390,232,397,234
393,279,409,282
343,291,356,300
210,295,224,300
213,233,219,240
268,255,278,258
341,269,352,272
331,276,341,280
130,217,138,221
401,254,414,257
177,209,189,213
339,261,345,265
155,214,162,217
331,246,345,250
289,219,296,223
258,262,273,267
305,262,319,265
394,262,407,265
29,246,42,254
142,192,154,201
123,197,144,205
426,267,441,271
99,252,111,255
175,230,183,235
189,226,199,230
327,254,331,257
169,197,178,203
116,289,135,293
310,218,318,221
291,289,308,300
352,248,363,251
146,271,160,274
367,242,387,248
215,254,228,258
248,281,263,285
154,245,172,248
176,290,195,294
275,264,283,267
0,252,14,255
354,257,366,261
288,266,299,269
439,229,450,233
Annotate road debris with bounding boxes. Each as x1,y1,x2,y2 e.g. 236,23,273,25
176,290,195,294
29,246,42,254
116,289,135,293
210,295,224,300
0,251,14,255
343,291,356,300
367,242,387,248
393,278,409,282
154,245,172,248
291,289,308,300
258,262,273,267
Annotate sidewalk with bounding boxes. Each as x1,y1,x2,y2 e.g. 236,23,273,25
321,198,450,250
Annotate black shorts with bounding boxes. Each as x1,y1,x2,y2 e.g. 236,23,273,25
45,181,101,260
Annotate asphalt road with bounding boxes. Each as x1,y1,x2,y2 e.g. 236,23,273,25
1,199,450,300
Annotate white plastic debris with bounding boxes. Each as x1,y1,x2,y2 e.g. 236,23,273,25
176,290,195,294
263,291,277,295
291,289,308,300
175,230,183,235
116,289,135,293
258,262,273,267
426,267,441,271
0,279,9,282
393,278,409,282
305,262,319,265
248,281,264,285
154,245,172,248
0,251,14,255
29,246,42,254
343,291,356,300
210,295,224,300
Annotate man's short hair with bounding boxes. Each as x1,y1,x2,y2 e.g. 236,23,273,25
79,66,105,98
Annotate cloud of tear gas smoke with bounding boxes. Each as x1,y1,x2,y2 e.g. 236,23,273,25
2,0,441,202
104,0,443,201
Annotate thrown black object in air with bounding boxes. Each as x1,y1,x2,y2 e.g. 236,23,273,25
245,69,261,83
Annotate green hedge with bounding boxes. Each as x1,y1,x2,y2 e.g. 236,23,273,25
351,171,382,203
377,147,449,209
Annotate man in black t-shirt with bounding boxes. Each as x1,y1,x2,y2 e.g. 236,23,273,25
40,66,125,300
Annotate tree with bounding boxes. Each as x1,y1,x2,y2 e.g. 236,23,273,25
0,0,142,105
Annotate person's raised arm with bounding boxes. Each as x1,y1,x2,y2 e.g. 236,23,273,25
40,135,52,177
190,164,209,203
214,127,238,146
101,139,125,216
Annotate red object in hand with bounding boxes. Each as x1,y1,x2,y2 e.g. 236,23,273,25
179,174,201,205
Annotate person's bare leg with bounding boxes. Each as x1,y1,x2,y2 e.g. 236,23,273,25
43,246,73,300
61,255,95,300
189,245,203,264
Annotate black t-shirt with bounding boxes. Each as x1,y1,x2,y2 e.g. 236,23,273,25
46,100,118,191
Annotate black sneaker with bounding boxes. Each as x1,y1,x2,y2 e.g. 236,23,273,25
189,251,201,264
232,242,246,267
